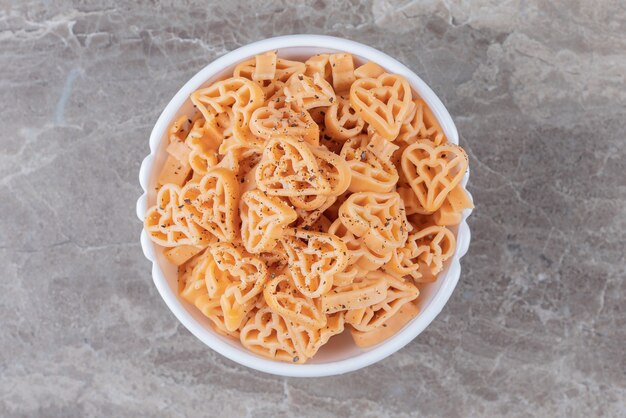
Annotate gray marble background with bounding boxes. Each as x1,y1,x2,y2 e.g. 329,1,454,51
1,0,625,417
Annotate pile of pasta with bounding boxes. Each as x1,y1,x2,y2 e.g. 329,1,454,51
144,51,472,363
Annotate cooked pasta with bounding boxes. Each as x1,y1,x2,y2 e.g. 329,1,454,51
144,50,472,363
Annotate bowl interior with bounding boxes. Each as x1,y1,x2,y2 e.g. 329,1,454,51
143,40,469,373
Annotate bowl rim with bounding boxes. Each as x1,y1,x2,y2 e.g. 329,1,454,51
136,34,472,377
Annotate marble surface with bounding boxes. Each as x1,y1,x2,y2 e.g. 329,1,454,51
1,0,625,416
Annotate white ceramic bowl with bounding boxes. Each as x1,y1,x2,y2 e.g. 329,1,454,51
136,34,472,377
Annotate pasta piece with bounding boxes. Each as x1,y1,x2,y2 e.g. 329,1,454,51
191,77,263,122
191,77,264,122
144,184,209,247
351,301,419,347
354,61,385,79
327,218,391,272
180,167,239,242
340,134,399,193
432,185,474,226
240,306,306,363
240,189,298,254
263,273,327,329
397,98,446,145
166,140,192,164
179,251,237,338
255,136,331,197
409,225,456,282
190,77,265,146
249,96,319,145
288,144,351,210
324,96,365,140
284,73,336,110
253,51,277,81
338,191,409,254
157,154,192,187
164,244,204,266
401,140,468,213
304,53,332,82
321,276,388,313
168,114,196,143
289,312,345,359
209,242,269,331
349,73,413,141
346,271,419,333
186,119,221,176
280,229,349,298
329,53,356,93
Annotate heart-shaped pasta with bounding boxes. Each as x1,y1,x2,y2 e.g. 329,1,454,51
186,119,221,175
179,251,239,337
340,134,399,193
397,98,446,145
383,233,421,281
249,96,319,145
144,184,210,247
240,189,298,254
284,73,336,110
209,242,269,331
410,225,456,282
338,192,409,254
190,76,264,127
191,78,266,151
256,136,331,197
349,73,413,140
327,218,392,273
401,140,468,213
288,312,345,359
280,229,349,298
346,271,419,333
324,96,365,140
263,273,327,329
288,144,351,210
180,167,239,242
239,306,306,363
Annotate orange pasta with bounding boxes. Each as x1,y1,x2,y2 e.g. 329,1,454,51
145,50,470,363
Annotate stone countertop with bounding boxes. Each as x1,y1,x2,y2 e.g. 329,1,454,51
1,1,625,417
